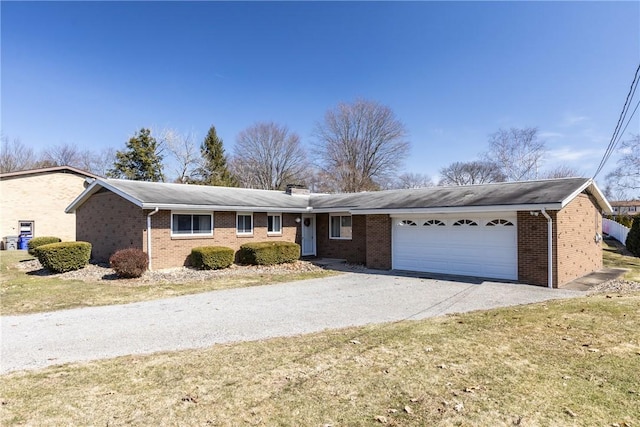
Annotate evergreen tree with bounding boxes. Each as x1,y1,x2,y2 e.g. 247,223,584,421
192,125,237,186
625,216,640,256
107,128,164,181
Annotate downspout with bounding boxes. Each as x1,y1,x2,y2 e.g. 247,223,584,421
540,208,553,289
147,207,159,271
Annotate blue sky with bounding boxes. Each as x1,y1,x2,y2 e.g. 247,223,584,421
2,1,639,183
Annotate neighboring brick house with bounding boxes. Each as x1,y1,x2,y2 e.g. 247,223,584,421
0,166,98,245
66,177,611,288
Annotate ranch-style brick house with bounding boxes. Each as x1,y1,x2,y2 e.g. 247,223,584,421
66,177,611,288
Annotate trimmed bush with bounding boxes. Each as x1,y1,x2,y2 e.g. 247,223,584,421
110,248,149,278
36,241,92,273
238,241,300,266
27,236,62,256
190,246,234,270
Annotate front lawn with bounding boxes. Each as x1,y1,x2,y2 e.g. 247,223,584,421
0,251,336,315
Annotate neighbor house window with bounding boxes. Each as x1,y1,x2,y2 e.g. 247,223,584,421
171,213,213,236
267,213,282,235
237,213,253,235
330,214,352,239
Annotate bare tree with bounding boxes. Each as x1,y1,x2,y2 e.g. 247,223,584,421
41,143,84,167
312,99,410,192
439,160,506,186
390,172,434,189
88,147,116,177
230,122,308,190
538,165,581,179
484,127,546,181
0,136,37,173
605,134,640,198
160,129,199,183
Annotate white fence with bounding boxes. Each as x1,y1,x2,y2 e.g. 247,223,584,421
602,218,630,244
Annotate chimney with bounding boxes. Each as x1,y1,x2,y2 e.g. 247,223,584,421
286,183,310,196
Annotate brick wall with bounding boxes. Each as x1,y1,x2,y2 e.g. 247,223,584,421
517,193,603,287
556,194,602,285
316,214,367,264
517,210,557,287
145,211,301,270
76,190,145,262
365,214,391,269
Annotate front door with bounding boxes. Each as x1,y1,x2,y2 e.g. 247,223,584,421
301,214,316,256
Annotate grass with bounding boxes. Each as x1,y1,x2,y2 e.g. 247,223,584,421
602,238,640,281
1,294,638,426
0,251,336,315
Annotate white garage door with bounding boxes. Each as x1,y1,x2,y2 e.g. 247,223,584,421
392,213,517,280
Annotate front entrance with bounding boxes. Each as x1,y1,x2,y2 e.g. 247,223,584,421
301,214,316,256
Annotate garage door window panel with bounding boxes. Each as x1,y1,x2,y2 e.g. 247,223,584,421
423,219,445,226
453,219,478,226
487,219,514,226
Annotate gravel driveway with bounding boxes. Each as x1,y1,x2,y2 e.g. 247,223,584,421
1,271,582,374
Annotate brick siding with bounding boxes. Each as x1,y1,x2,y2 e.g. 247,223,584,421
517,193,602,287
517,210,557,287
556,194,602,285
145,211,301,270
365,214,392,269
315,214,367,264
76,190,145,262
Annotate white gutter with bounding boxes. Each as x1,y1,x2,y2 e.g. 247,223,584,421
349,203,563,215
540,208,553,289
146,207,159,270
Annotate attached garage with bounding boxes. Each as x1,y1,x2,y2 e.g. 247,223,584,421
392,213,517,280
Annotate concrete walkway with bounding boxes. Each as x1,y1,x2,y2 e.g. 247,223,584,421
1,272,582,374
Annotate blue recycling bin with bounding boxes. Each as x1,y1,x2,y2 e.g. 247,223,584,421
18,235,32,250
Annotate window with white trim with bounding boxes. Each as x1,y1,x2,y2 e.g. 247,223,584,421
398,220,417,226
171,212,213,236
423,219,445,226
237,213,253,235
267,213,282,235
330,214,352,239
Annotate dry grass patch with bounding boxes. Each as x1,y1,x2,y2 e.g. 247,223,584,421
603,238,640,281
2,294,639,426
0,251,336,315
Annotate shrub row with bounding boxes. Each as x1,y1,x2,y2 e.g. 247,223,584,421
35,241,92,273
28,236,62,256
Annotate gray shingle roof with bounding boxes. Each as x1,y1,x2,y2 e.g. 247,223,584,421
67,177,611,214
310,177,595,211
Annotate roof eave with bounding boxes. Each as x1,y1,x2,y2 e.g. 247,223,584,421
350,203,564,215
140,203,309,213
65,179,144,213
560,179,612,214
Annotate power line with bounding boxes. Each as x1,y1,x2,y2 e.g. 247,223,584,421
593,63,640,180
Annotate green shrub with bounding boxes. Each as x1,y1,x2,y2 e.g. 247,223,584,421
238,241,300,266
27,236,61,256
190,246,234,270
626,216,640,256
36,241,92,273
110,248,149,278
